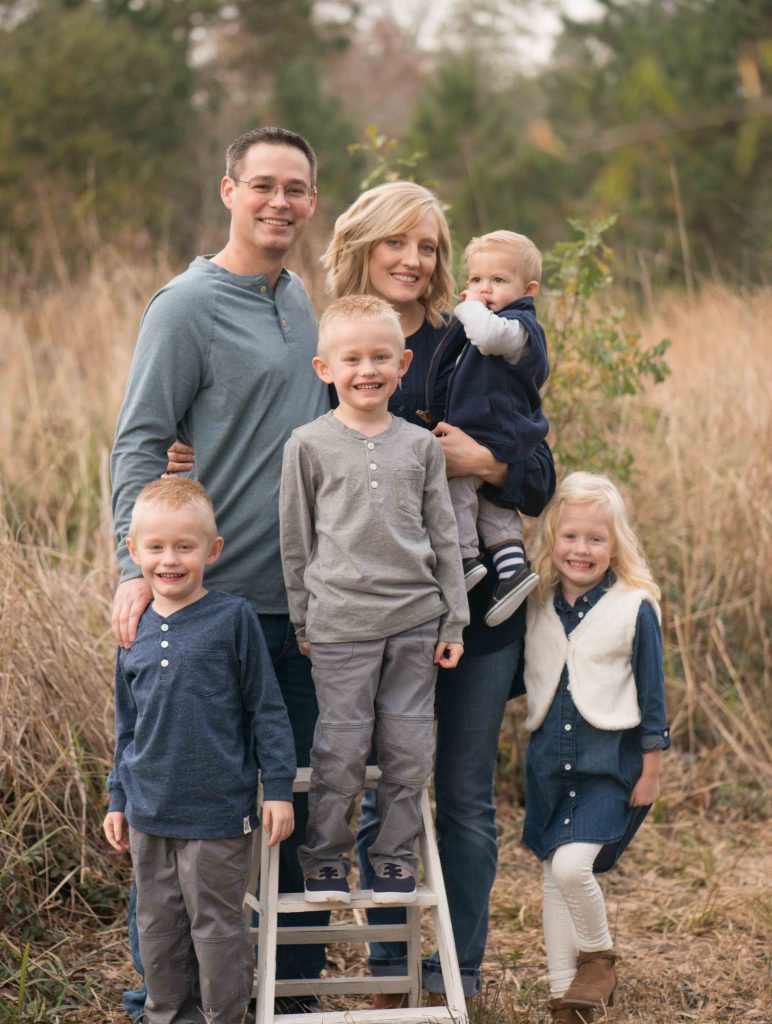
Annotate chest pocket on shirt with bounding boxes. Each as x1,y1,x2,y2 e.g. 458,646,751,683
396,470,424,518
183,651,233,696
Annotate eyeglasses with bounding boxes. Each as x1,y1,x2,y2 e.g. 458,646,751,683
231,179,316,202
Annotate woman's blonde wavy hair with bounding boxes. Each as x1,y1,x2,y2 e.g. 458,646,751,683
321,181,455,328
532,471,660,602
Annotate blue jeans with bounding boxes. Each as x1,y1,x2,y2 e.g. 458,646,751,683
356,640,522,996
123,613,325,1018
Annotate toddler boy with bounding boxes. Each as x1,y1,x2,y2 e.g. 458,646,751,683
446,230,550,627
104,477,296,1024
280,295,468,904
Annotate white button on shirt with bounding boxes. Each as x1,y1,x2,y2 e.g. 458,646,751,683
161,640,169,648
161,659,169,667
564,763,572,771
564,723,572,731
161,624,169,632
371,480,378,488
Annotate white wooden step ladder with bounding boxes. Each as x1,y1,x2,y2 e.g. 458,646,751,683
245,766,467,1024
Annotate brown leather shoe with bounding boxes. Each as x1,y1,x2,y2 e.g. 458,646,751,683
562,948,617,1010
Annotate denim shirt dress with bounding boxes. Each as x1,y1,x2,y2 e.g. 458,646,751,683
522,573,670,873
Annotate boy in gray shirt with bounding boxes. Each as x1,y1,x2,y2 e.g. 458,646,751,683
280,295,468,903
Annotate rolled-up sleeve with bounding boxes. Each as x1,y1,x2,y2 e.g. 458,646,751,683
633,601,671,751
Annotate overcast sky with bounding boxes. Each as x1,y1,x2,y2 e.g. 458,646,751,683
368,0,604,62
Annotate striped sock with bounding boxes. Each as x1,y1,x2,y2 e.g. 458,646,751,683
490,541,526,581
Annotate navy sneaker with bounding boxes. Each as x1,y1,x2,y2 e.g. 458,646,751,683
484,564,539,627
304,864,351,903
462,557,488,592
372,862,417,904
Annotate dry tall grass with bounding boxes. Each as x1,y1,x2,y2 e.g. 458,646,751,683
0,262,769,1020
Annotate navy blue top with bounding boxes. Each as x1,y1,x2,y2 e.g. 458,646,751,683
108,590,297,838
389,318,554,656
522,573,670,871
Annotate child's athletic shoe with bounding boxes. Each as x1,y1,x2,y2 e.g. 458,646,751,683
304,864,351,903
372,862,417,904
484,564,539,627
462,557,488,592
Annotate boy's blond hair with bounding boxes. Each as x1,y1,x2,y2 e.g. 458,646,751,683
129,478,217,540
317,294,405,359
532,471,660,602
321,181,455,329
464,230,542,285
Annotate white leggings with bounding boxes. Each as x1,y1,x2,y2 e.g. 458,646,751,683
543,843,613,998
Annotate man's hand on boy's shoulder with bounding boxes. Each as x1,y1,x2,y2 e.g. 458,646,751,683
262,800,295,848
112,577,153,648
104,811,130,853
434,641,463,669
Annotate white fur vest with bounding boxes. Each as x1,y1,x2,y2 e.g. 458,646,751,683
523,582,661,732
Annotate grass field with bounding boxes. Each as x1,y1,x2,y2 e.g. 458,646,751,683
0,262,769,1022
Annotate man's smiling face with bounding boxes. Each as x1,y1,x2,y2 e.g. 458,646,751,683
222,142,317,261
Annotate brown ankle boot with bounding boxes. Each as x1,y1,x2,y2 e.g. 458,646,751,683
550,997,585,1022
562,948,617,1010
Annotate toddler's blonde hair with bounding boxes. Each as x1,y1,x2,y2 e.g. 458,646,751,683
129,477,217,540
321,181,454,328
532,471,660,601
464,230,542,285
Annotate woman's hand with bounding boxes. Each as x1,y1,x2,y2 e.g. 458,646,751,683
163,441,195,476
431,422,508,486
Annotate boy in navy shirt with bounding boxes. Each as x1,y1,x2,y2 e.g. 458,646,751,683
445,230,550,627
104,477,295,1024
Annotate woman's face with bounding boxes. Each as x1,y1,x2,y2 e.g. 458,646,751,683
367,211,440,311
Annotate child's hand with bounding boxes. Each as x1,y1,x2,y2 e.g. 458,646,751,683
434,641,463,669
298,640,310,657
630,749,663,807
263,800,295,847
458,289,469,302
104,811,130,853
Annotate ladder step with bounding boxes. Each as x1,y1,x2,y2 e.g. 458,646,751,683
275,977,409,997
275,886,438,914
248,923,412,944
273,1009,459,1024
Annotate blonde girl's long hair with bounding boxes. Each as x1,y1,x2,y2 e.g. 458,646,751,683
532,471,660,601
321,181,455,328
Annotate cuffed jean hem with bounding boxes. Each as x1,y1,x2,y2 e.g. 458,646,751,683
423,959,479,996
368,957,480,997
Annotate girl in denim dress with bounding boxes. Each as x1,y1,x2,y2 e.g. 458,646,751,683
520,472,670,1023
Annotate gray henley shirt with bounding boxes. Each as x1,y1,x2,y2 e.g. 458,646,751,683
280,412,469,644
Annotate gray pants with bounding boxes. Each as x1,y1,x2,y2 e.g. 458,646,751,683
298,618,440,876
129,828,253,1024
447,474,523,558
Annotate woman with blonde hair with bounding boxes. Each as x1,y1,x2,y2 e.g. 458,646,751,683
324,180,555,1003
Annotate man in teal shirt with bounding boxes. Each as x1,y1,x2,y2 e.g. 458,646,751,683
111,126,330,1019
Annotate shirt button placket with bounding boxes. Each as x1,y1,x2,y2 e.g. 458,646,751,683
559,678,577,837
366,440,382,503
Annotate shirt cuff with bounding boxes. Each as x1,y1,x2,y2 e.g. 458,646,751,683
640,728,671,752
262,776,296,803
108,789,127,813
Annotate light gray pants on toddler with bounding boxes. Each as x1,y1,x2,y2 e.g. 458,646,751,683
129,827,253,1024
298,617,440,877
447,474,523,558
